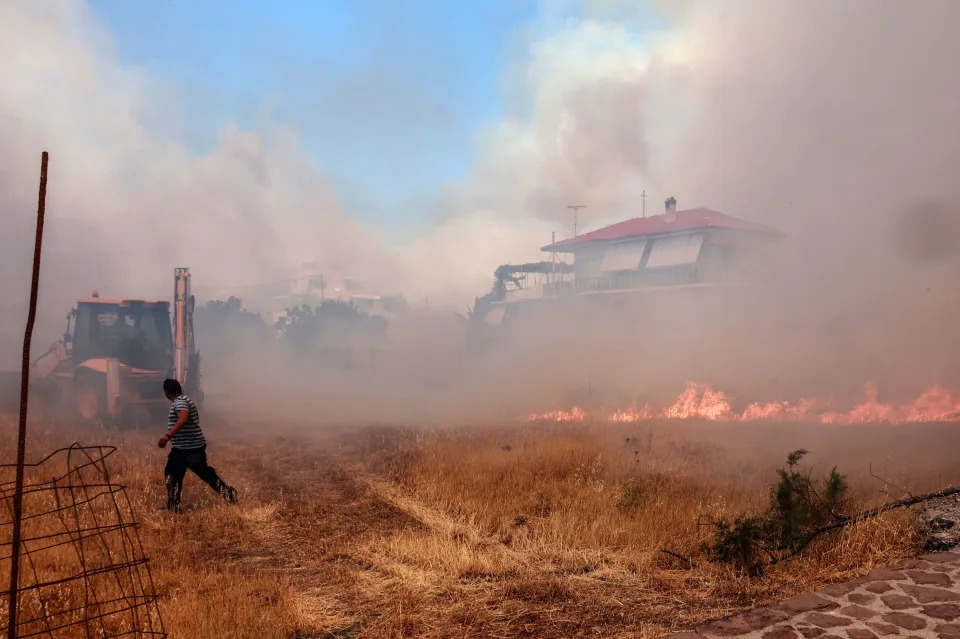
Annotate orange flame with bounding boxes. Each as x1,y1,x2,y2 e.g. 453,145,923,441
525,382,960,425
526,407,587,423
608,405,654,423
664,382,732,420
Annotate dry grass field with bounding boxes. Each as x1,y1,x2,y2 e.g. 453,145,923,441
4,414,960,638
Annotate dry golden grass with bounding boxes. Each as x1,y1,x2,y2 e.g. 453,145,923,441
3,415,959,638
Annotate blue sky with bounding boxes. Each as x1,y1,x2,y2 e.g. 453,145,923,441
89,0,545,231
88,1,660,234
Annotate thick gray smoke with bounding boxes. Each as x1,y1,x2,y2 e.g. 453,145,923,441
0,1,387,359
0,1,551,364
439,0,960,410
2,0,959,421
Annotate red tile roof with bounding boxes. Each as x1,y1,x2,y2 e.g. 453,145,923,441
541,207,782,252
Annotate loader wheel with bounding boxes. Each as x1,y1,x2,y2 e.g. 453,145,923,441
74,381,103,423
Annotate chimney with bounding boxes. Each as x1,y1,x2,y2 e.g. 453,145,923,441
665,196,677,222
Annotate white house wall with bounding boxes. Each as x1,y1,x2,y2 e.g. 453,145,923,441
574,250,604,279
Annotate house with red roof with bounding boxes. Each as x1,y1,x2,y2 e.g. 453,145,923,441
542,197,781,295
486,198,781,321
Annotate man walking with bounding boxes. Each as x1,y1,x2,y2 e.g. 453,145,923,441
159,378,237,513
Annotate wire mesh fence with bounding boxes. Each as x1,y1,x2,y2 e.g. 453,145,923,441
1,443,166,638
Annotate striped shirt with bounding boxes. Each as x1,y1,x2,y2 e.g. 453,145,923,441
167,395,206,450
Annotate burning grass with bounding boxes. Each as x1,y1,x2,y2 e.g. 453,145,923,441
3,415,959,637
528,381,960,424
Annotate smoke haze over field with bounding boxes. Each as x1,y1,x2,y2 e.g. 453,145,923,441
2,0,959,421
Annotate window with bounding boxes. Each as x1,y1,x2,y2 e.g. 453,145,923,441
600,241,647,272
73,303,173,371
646,234,704,268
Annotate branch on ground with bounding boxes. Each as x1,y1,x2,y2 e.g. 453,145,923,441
659,548,698,568
674,449,960,576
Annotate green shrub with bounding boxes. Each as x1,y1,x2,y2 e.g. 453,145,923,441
703,450,848,572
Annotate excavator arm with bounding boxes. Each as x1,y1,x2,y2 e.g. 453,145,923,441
470,261,574,324
172,267,202,403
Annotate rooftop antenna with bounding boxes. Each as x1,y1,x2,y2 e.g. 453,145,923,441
550,231,560,262
567,205,585,237
641,190,646,218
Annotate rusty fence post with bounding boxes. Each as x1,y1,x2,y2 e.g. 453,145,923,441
7,151,49,639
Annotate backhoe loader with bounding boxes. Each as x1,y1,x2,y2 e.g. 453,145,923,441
0,268,202,425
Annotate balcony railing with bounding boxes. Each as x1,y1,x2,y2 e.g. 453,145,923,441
541,265,702,296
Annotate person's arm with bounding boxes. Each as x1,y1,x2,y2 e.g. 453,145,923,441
167,410,189,437
158,408,189,448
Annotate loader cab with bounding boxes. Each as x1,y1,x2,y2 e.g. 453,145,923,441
71,298,174,373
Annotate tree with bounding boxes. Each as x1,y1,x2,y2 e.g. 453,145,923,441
194,297,270,356
273,300,387,352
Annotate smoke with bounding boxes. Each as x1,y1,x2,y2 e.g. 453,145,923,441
2,0,959,421
0,1,380,357
662,0,960,398
444,0,960,409
433,0,960,414
0,0,550,363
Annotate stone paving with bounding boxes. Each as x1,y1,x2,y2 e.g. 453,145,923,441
669,552,960,639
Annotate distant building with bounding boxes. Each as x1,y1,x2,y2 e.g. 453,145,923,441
267,262,386,323
487,198,781,320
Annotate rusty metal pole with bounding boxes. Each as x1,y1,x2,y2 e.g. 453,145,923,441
7,151,49,639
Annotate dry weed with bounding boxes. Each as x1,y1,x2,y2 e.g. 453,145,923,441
1,416,955,638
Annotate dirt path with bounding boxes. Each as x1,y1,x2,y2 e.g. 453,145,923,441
208,435,423,635
188,430,758,638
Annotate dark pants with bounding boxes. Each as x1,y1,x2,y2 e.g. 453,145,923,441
164,446,234,512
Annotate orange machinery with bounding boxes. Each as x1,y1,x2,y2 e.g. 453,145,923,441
1,268,202,425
